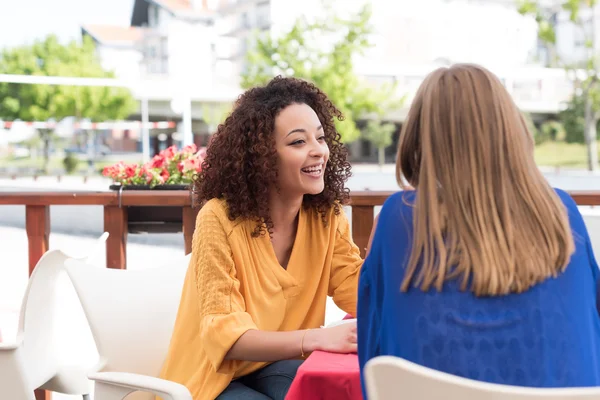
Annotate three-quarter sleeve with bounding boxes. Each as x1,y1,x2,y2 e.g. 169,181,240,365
328,209,364,316
192,205,258,374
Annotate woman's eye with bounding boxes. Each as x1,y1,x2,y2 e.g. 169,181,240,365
291,140,305,145
318,136,326,141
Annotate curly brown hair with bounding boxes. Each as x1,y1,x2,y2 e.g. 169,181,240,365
192,76,352,236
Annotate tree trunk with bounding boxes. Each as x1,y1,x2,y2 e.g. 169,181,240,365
87,129,96,173
584,95,599,171
378,146,385,169
42,130,50,174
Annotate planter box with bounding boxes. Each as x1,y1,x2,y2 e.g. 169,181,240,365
109,184,191,234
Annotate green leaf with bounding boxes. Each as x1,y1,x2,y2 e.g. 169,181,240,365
240,2,398,143
517,0,539,15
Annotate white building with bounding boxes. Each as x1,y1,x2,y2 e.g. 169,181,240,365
83,0,580,158
82,0,242,152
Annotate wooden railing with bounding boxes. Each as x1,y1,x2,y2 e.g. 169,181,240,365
0,190,599,400
1,190,599,273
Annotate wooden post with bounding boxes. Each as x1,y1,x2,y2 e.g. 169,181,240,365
25,206,50,276
25,206,51,400
182,206,198,255
351,205,374,259
104,206,128,269
34,390,51,400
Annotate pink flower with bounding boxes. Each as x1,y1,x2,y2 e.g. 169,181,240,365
103,146,207,186
159,145,177,161
181,144,197,155
182,157,201,173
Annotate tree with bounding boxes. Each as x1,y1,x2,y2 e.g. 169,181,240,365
363,120,396,168
557,92,600,143
518,0,599,170
241,3,397,143
540,119,567,143
0,34,136,172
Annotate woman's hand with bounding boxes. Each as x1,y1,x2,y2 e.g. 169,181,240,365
304,321,357,354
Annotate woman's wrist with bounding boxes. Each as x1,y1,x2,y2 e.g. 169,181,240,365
302,328,322,354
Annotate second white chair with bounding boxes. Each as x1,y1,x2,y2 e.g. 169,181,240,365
365,356,600,400
63,253,192,400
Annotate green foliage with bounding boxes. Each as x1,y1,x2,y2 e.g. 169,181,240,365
241,3,397,143
0,34,136,122
518,0,600,169
558,93,600,143
363,119,396,166
62,152,79,174
559,95,585,143
539,119,566,143
363,120,395,149
0,34,137,172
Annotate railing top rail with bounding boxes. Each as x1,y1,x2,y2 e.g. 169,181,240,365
0,190,599,206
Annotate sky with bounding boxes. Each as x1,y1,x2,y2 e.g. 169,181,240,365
0,0,136,49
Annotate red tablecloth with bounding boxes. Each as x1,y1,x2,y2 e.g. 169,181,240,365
286,350,362,400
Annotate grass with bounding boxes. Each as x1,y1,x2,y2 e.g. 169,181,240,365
534,141,600,169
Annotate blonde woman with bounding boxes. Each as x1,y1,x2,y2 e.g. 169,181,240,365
357,64,600,394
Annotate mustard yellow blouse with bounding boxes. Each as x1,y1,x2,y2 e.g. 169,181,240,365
159,199,363,400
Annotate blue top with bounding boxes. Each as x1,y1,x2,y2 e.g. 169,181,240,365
357,189,600,398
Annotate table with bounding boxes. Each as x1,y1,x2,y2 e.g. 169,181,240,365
286,350,363,400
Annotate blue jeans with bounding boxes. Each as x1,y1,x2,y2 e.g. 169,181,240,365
216,359,304,400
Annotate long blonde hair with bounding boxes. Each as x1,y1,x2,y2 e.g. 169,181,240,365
396,64,574,296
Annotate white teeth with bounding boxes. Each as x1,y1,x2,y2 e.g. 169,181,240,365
302,165,322,175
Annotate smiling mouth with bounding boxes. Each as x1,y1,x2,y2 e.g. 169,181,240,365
301,165,323,177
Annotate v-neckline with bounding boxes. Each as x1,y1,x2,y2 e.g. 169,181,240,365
259,207,304,297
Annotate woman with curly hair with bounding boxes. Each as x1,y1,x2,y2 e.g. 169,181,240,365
159,76,363,399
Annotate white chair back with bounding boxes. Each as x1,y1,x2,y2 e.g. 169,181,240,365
365,356,600,400
63,254,190,400
0,233,107,400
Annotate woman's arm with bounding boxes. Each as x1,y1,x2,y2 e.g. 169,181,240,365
225,322,358,361
328,210,365,316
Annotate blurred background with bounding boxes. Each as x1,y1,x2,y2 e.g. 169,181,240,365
1,0,599,177
1,4,599,397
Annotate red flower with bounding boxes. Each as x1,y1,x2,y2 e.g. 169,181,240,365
149,155,165,168
103,146,207,186
124,165,137,179
159,145,177,161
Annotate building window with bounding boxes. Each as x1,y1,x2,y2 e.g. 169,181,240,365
149,4,160,27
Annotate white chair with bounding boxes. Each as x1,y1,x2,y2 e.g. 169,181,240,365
0,233,108,400
365,356,600,400
63,253,192,400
